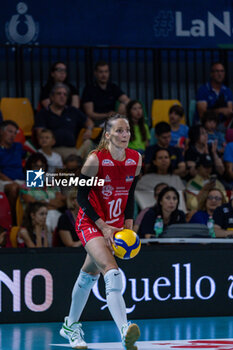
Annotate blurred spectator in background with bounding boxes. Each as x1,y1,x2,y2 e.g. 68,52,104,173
138,186,185,238
202,111,226,154
63,154,83,176
185,154,227,211
82,61,130,127
20,153,65,235
133,182,167,233
189,188,226,225
126,100,150,154
223,141,233,189
17,202,49,247
213,191,233,237
60,154,83,195
225,121,233,144
0,225,9,248
169,105,189,150
35,83,94,160
185,125,224,179
196,62,233,128
145,122,186,177
135,148,186,213
0,192,12,246
0,120,25,223
55,190,82,247
40,61,80,109
38,129,63,172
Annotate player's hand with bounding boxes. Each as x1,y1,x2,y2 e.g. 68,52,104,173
95,218,123,251
104,224,123,251
124,219,133,230
101,223,123,251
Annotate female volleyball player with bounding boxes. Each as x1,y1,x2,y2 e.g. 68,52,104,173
60,114,142,349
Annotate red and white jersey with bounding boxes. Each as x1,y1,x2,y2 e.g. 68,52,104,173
77,148,139,229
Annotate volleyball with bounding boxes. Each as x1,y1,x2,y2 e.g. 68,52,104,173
113,229,141,260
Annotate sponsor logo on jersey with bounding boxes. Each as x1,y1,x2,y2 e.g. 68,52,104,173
126,175,134,182
102,185,114,197
116,188,128,196
104,175,111,182
125,158,136,165
102,159,114,166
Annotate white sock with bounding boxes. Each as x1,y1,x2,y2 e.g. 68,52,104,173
68,270,99,325
104,269,127,332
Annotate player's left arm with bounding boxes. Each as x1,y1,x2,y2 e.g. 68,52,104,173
124,154,142,230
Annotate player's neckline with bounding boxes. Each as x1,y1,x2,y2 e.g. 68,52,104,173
108,148,127,162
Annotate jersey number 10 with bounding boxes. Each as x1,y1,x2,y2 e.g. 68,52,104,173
108,198,122,219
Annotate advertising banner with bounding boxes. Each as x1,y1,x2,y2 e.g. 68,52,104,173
1,1,233,48
0,244,233,323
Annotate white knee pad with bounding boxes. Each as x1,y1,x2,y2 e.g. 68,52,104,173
72,270,100,297
104,269,123,296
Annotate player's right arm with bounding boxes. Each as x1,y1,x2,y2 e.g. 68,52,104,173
81,152,99,177
78,153,122,250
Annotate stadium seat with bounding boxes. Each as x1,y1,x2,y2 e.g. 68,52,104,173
151,99,185,127
1,97,34,136
16,196,24,226
76,127,102,149
10,226,20,248
0,192,12,231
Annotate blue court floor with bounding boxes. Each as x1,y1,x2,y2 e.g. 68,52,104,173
1,317,233,350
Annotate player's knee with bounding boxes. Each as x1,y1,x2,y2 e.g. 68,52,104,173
72,270,99,297
104,269,123,296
